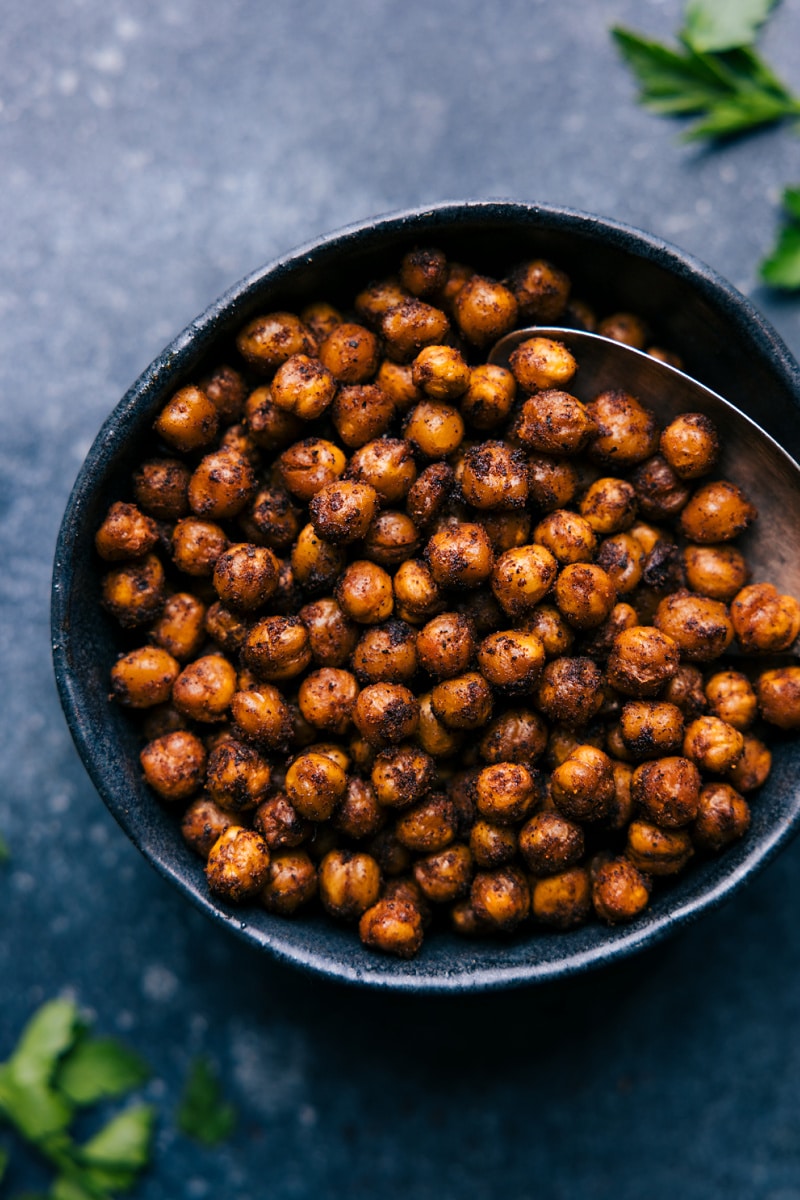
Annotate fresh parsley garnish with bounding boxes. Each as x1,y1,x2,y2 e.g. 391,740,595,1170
176,1057,236,1147
760,187,800,287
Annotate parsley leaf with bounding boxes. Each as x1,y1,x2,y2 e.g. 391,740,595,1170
7,1000,82,1090
683,0,780,52
176,1057,236,1147
57,1040,150,1108
760,188,800,288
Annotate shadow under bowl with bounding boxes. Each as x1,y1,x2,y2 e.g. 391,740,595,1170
52,200,800,992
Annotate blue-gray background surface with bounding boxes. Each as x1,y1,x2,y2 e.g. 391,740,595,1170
4,1,800,1196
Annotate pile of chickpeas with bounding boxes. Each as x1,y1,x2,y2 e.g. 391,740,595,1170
96,245,800,959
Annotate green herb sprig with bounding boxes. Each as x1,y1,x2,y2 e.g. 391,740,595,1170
176,1057,236,1147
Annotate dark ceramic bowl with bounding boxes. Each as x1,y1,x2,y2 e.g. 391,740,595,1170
52,200,800,992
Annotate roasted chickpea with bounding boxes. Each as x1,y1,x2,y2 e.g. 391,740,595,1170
551,744,614,822
381,298,450,362
460,440,529,510
583,602,639,660
95,501,159,562
471,865,530,931
206,826,271,903
469,820,517,868
288,524,343,593
607,761,635,831
532,868,591,929
278,437,347,503
395,792,456,853
654,590,733,663
102,553,165,628
620,701,684,759
480,512,532,556
375,360,424,410
630,456,691,520
521,604,574,658
477,629,546,691
579,477,637,535
479,708,549,765
220,422,261,467
626,821,693,876
393,559,443,624
200,364,247,423
597,312,649,348
475,762,540,825
300,301,342,342
253,792,309,850
332,384,395,448
335,560,394,625
245,387,304,451
509,337,577,391
660,413,719,479
307,481,379,547
460,364,516,431
757,667,800,730
518,812,583,875
133,458,191,520
404,400,465,460
140,730,207,802
204,602,248,653
680,480,757,543
187,450,255,522
395,247,446,297
662,664,707,718
347,438,417,504
506,259,571,321
210,543,278,612
704,671,757,731
370,744,436,810
526,455,580,512
319,849,381,918
683,543,749,602
230,685,292,751
607,625,679,697
352,620,419,685
243,616,312,682
181,795,235,858
353,683,420,746
172,654,237,722
423,522,494,591
355,277,410,325
416,611,475,679
431,672,493,730
731,582,800,653
692,783,750,852
237,312,316,372
436,261,474,312
632,756,701,828
359,895,424,958
457,588,505,637
154,385,219,452
260,850,318,914
405,462,454,530
330,777,385,841
727,734,772,792
297,668,360,736
592,857,650,924
683,715,744,773
413,844,473,903
314,323,378,385
491,544,557,616
586,390,658,468
454,276,518,347
206,738,272,813
149,593,206,662
555,564,617,630
295,601,355,670
171,519,228,578
535,656,604,727
270,354,337,420
412,344,471,401
363,511,421,567
533,511,596,567
513,391,594,456
285,752,347,821
141,703,190,741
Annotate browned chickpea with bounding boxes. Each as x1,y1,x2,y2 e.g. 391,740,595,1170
683,543,750,602
632,756,701,827
647,346,683,368
607,626,679,697
411,844,472,903
468,819,516,868
631,456,692,521
662,663,707,718
513,391,594,457
359,895,424,958
533,510,596,566
140,730,207,803
333,384,395,449
253,792,309,850
244,486,300,552
475,762,540,825
350,619,416,684
727,734,771,792
587,390,659,468
295,598,356,668
133,458,191,520
530,866,593,932
454,276,518,347
200,364,247,423
479,708,548,765
425,522,494,591
306,481,378,547
353,683,419,746
449,897,487,936
415,611,475,679
509,338,577,393
660,413,719,479
206,826,271,903
692,783,750,852
506,258,571,321
347,438,417,504
181,795,235,858
405,462,454,530
188,449,255,520
459,441,529,511
431,671,493,730
583,602,639,660
110,646,180,708
211,543,278,612
456,588,505,637
102,553,165,628
237,312,316,372
305,741,351,773
551,745,614,822
399,247,448,296
149,593,206,662
155,385,219,452
757,667,800,730
206,738,272,813
285,752,347,821
332,777,386,841
606,761,635,831
435,261,474,312
626,821,693,876
288,524,343,593
490,544,557,616
243,616,312,682
204,602,247,654
597,312,649,348
412,344,471,401
375,359,424,410
654,590,733,663
141,702,190,741
402,399,464,460
335,560,394,626
526,455,580,512
704,671,757,731
381,298,451,362
518,812,583,875
300,300,343,342
680,480,757,543
394,793,456,853
555,564,617,630
565,298,597,331
460,364,516,431
592,857,650,923
393,559,443,623
591,535,642,597
355,277,410,325
521,604,575,658
579,477,637,535
732,582,800,653
220,422,261,467
230,685,291,750
316,322,378,384
369,744,436,810
270,354,336,420
480,512,532,556
96,501,159,562
536,656,603,727
260,850,318,914
278,437,347,503
620,701,685,759
683,715,744,773
171,519,228,577
477,629,546,691
172,654,237,722
245,387,304,450
296,668,359,737
363,511,421,568
471,865,530,931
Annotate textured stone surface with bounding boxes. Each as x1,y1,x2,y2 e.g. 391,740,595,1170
3,0,800,1195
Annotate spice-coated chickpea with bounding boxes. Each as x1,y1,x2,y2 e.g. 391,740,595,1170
416,611,476,679
400,247,448,296
551,745,615,822
521,604,574,658
270,354,337,420
469,820,518,868
253,793,309,850
347,438,417,504
332,777,386,840
436,261,476,312
96,501,159,561
141,703,190,741
381,298,450,362
376,360,424,410
507,258,571,321
318,849,382,919
204,603,247,655
155,385,219,452
171,519,229,577
278,438,347,503
133,458,191,520
606,625,679,697
206,738,272,813
392,792,456,854
477,629,546,691
111,646,180,708
662,664,707,718
231,686,293,751
579,477,637,534
206,826,271,903
405,462,454,529
454,276,518,347
555,563,617,630
172,654,238,722
102,553,166,628
471,865,530,931
632,756,701,828
491,544,557,616
654,590,733,663
757,667,800,730
586,390,659,468
479,707,549,765
607,761,635,832
220,422,261,467
246,486,301,551
460,364,516,431
332,384,395,448
181,795,235,859
626,821,693,876
369,743,436,811
285,752,347,821
620,701,684,759
457,588,505,637
353,683,420,746
352,620,419,685
460,441,529,510
289,524,344,593
480,512,532,556
598,311,649,348
297,598,357,668
732,583,800,652
426,522,494,590
705,671,757,731
430,671,493,731
300,300,343,342
532,868,591,930
660,413,719,479
683,544,749,602
243,616,312,682
260,850,318,915
393,559,443,624
630,456,691,520
363,511,421,568
188,449,256,521
526,455,580,512
535,656,604,727
476,762,540,825
683,715,744,773
727,734,771,792
518,811,584,875
367,830,413,879
355,277,410,325
306,741,351,773
150,593,207,662
583,602,639,660
404,400,465,459
594,535,644,596
245,387,304,451
236,312,316,372
592,857,650,924
412,344,471,401
513,391,594,456
201,364,247,423
212,543,279,611
509,337,577,392
534,510,597,566
693,784,750,852
335,560,394,625
140,730,207,802
413,844,473,903
297,668,360,736
359,895,424,958
309,481,380,546
680,480,757,543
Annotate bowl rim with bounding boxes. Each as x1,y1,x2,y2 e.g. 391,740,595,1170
51,198,800,992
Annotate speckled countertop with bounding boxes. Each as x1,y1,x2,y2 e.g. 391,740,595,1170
4,1,800,1196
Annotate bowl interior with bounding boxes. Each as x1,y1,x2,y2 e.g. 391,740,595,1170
52,200,800,991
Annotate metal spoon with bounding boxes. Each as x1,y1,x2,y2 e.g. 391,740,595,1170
489,326,800,599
